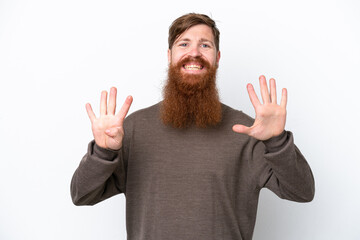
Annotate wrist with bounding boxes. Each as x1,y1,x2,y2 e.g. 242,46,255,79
262,130,288,152
92,141,120,161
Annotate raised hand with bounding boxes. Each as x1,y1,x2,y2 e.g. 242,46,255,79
86,87,133,150
232,75,287,141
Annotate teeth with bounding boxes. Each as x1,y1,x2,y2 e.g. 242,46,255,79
184,64,203,70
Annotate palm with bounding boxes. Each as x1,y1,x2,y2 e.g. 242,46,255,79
86,87,132,150
233,76,287,141
91,114,124,150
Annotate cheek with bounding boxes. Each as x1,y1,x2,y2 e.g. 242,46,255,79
171,48,191,63
207,52,217,62
201,57,215,67
170,56,184,67
172,51,184,61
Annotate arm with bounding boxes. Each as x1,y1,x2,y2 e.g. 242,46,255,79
70,87,132,205
70,142,126,205
234,75,314,202
258,131,315,202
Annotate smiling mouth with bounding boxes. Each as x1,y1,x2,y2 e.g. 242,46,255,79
183,64,204,71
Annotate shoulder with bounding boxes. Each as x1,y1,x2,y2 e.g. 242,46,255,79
126,102,160,120
221,103,254,128
124,102,161,129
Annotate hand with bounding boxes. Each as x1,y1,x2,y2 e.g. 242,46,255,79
232,75,287,141
86,87,133,150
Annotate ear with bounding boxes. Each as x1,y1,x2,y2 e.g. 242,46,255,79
167,49,171,64
216,51,221,65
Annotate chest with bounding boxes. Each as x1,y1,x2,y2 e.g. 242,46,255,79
125,127,251,184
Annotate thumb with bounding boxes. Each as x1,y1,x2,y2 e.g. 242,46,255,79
105,127,121,138
232,124,251,135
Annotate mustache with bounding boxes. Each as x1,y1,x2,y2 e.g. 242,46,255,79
176,56,211,70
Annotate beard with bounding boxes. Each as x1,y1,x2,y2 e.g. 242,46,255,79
161,56,222,128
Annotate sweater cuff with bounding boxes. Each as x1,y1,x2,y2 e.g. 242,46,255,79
90,141,120,161
262,130,289,153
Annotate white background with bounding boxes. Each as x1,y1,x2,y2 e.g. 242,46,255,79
1,0,359,239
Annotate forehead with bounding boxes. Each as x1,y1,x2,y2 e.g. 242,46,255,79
175,24,215,42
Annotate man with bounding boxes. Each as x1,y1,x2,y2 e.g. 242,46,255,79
71,13,315,240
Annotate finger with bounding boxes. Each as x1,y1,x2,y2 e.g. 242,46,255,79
108,87,117,115
232,124,251,135
247,83,261,109
105,127,121,138
269,78,277,104
116,95,133,121
259,75,270,104
280,88,288,108
100,90,108,116
85,103,96,123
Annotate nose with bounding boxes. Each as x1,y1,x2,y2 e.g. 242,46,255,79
188,45,202,57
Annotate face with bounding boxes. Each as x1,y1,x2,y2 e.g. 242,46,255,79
168,24,220,75
162,24,222,128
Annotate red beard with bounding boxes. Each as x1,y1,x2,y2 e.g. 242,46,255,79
161,56,222,128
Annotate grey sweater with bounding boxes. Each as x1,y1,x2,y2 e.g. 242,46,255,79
71,103,315,240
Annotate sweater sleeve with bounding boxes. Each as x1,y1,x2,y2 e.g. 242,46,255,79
70,141,126,206
256,131,315,202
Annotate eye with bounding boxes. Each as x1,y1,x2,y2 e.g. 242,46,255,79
179,43,188,47
201,44,210,48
